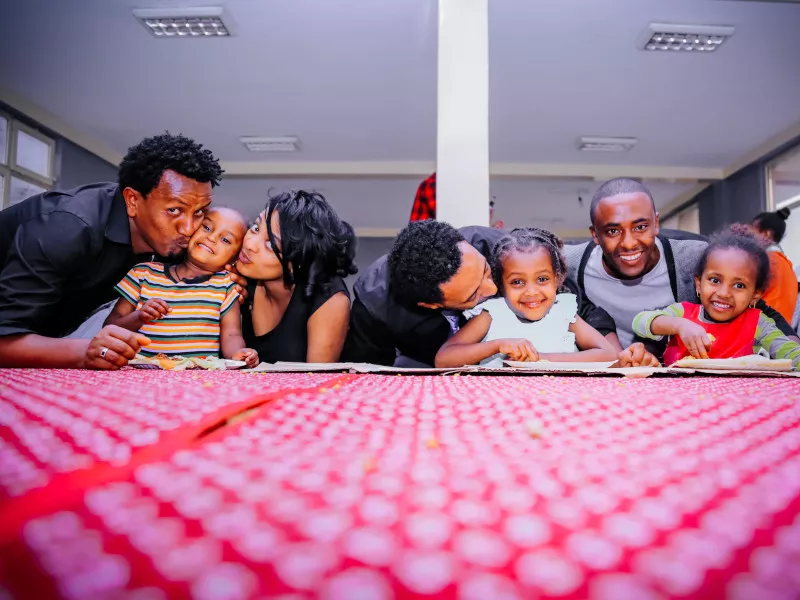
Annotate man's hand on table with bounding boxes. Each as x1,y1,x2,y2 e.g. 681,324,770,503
83,326,150,370
615,342,661,368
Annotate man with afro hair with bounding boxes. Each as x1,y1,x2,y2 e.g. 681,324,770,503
343,220,618,367
0,132,223,369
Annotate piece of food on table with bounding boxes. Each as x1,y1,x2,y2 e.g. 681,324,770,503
154,353,179,370
129,354,195,370
672,355,793,371
127,354,251,371
525,418,544,438
189,356,230,370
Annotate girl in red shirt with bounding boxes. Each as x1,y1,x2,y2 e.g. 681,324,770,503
632,225,800,367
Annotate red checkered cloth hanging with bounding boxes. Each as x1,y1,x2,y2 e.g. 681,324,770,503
410,173,436,221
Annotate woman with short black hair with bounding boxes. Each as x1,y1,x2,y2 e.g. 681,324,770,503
235,191,357,362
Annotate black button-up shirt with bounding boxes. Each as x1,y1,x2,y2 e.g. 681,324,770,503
0,182,141,338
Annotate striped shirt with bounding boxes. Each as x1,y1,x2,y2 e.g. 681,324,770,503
633,302,800,369
115,262,239,358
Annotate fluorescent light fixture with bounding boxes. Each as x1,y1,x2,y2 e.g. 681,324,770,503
133,7,233,38
637,22,734,52
240,136,300,152
578,137,638,152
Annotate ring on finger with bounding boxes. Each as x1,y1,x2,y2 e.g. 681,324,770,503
100,347,110,359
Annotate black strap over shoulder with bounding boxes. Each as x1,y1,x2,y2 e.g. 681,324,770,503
577,243,594,295
658,234,679,301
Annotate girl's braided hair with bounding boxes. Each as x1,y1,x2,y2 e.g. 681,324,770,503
491,227,568,293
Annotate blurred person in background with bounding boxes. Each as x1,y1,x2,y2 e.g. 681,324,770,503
751,208,798,324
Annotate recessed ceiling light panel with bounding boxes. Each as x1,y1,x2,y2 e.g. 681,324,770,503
240,136,300,152
133,7,233,38
637,22,734,52
578,137,638,152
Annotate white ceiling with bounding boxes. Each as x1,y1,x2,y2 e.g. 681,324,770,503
0,0,438,163
489,0,800,168
1,0,799,230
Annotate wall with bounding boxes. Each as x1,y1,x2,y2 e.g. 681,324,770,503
346,236,394,291
697,163,766,235
55,138,116,190
661,203,700,234
696,136,800,235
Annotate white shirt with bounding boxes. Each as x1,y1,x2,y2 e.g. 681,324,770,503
464,294,579,367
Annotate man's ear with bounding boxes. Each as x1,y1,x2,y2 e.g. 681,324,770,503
418,301,443,310
122,187,141,219
590,225,599,246
654,211,661,236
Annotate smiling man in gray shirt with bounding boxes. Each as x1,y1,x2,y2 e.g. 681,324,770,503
564,178,795,364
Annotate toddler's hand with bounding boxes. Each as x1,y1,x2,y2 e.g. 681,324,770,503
677,320,712,359
498,339,539,362
233,348,259,368
617,342,661,368
139,299,170,323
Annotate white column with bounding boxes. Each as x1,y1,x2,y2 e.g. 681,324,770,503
436,0,490,228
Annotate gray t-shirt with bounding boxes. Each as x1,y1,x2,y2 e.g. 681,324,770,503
583,239,676,348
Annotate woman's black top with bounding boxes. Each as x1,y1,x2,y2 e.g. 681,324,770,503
242,277,350,363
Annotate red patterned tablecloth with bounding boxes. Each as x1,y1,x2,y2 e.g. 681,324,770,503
2,371,800,599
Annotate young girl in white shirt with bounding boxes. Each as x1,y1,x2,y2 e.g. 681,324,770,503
435,227,617,367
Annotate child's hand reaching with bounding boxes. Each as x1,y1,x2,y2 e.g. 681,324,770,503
232,348,259,368
616,342,661,367
677,320,713,359
498,339,539,362
138,299,170,323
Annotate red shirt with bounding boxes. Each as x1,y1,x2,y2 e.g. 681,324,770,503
663,302,761,366
410,173,436,221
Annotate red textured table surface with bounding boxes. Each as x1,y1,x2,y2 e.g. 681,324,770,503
2,372,800,599
0,369,346,507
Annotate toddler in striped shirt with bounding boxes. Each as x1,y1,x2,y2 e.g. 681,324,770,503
105,207,259,367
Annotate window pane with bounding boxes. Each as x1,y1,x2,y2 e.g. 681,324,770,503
10,176,46,206
770,145,800,208
0,173,4,208
0,116,7,165
15,128,52,179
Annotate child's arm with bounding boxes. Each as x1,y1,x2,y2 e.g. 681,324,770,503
435,312,538,367
104,298,170,332
220,302,259,368
633,303,712,359
755,312,800,369
538,316,618,362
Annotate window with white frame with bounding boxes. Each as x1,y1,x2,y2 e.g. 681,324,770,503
0,111,55,210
